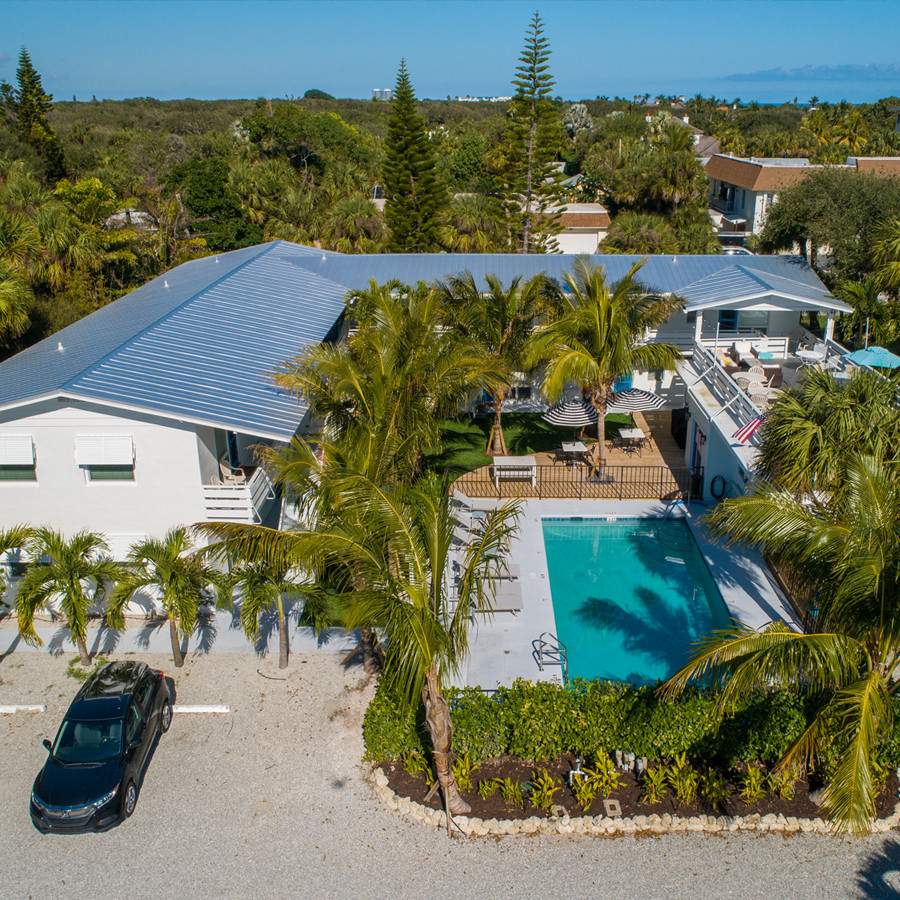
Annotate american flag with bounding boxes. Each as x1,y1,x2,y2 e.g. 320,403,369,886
733,415,765,444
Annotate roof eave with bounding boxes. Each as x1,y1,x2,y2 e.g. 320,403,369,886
686,290,851,313
0,391,297,443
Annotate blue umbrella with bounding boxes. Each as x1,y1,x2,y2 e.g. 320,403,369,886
845,346,900,369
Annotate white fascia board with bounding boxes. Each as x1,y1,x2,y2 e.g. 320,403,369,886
685,290,852,314
0,391,293,444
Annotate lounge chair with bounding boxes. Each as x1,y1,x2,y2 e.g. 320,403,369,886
491,579,522,614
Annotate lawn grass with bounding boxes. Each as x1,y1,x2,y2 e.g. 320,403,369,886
424,411,634,477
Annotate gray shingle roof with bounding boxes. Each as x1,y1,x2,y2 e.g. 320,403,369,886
0,241,841,440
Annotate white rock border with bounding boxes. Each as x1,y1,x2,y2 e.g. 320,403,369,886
370,767,900,837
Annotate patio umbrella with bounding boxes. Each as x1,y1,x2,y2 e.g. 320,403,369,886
606,388,666,414
541,398,598,428
845,345,900,370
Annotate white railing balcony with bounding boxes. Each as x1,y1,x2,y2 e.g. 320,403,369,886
686,341,764,447
202,467,276,523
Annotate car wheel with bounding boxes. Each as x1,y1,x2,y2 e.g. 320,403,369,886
122,780,138,819
160,699,172,734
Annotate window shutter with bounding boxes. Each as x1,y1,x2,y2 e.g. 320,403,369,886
74,434,134,466
0,434,35,465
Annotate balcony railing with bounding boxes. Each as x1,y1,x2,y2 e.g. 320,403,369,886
202,467,276,523
454,463,703,501
687,341,764,445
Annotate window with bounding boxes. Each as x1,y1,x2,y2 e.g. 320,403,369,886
86,464,134,481
133,673,156,716
0,464,36,481
738,310,769,333
124,704,143,746
0,435,35,480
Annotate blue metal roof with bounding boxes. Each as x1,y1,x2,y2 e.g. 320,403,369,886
0,241,840,440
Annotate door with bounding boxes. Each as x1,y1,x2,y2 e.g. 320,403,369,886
133,672,159,737
124,703,151,776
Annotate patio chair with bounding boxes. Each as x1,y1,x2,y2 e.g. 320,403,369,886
219,455,246,484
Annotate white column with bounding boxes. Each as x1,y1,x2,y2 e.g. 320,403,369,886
693,310,703,344
824,314,835,343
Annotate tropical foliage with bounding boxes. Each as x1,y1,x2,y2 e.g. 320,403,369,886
16,528,120,666
108,527,227,667
526,258,682,466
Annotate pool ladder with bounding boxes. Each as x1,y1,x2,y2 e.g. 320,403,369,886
533,632,569,683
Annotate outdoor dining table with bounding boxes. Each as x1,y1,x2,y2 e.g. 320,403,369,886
492,454,537,487
618,427,646,453
797,348,826,364
560,440,588,464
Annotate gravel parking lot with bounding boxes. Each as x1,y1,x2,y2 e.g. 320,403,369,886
1,650,898,899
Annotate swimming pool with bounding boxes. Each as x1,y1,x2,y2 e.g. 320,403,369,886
542,517,732,685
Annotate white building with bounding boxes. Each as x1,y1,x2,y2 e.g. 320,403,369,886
707,153,900,243
0,241,851,556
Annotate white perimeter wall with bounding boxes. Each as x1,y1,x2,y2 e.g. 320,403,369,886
0,399,209,558
555,230,604,254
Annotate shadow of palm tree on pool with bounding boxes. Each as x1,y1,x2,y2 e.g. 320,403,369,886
575,586,706,685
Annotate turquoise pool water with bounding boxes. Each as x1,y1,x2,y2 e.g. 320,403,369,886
542,517,732,685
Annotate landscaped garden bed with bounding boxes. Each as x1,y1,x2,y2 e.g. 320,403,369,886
381,752,899,822
364,679,900,831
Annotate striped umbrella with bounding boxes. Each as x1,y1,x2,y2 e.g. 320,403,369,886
541,398,598,428
606,388,665,414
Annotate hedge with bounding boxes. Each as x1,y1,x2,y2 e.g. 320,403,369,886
363,678,900,771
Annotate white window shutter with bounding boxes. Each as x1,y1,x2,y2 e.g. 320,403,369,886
0,434,35,465
74,434,134,465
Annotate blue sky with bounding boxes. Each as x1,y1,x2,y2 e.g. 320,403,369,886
2,0,899,102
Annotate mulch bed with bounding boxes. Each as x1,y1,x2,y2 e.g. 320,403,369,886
383,754,900,821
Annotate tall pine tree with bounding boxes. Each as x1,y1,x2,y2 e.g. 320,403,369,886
1,48,66,183
501,12,564,253
382,61,447,252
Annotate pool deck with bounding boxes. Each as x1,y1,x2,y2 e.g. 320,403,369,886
455,498,798,690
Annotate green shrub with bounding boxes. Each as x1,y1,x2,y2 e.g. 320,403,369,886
641,766,669,804
738,763,767,805
699,767,729,812
529,769,560,813
451,751,476,794
585,752,623,798
571,772,597,811
66,655,110,682
477,778,499,800
401,750,434,786
767,765,799,801
362,678,900,771
668,752,699,805
498,777,524,809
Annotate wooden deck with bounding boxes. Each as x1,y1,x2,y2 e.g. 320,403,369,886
455,412,701,501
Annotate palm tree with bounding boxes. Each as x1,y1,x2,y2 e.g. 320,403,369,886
601,212,678,254
202,474,520,824
440,194,508,253
0,523,32,601
108,528,227,668
873,217,900,294
16,529,120,666
439,271,556,454
322,195,386,253
526,258,682,467
835,276,899,348
662,453,900,833
226,560,306,668
754,368,900,499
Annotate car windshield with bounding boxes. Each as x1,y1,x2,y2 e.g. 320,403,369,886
52,718,122,764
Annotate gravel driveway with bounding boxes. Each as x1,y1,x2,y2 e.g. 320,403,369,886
1,651,898,899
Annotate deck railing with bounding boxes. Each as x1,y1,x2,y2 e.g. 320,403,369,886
202,467,276,522
455,463,703,501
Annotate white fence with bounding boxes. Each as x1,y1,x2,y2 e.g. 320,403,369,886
202,467,276,523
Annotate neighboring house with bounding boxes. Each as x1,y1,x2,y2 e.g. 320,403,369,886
550,203,611,253
0,240,850,553
707,153,900,242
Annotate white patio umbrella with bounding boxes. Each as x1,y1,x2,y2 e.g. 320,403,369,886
541,398,598,429
606,388,665,414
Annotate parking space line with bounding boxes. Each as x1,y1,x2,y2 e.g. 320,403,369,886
0,704,46,714
172,705,230,714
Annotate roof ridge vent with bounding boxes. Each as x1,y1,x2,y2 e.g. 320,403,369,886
164,279,170,288
56,341,65,353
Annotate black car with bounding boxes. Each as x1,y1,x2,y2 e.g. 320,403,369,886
30,660,172,833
